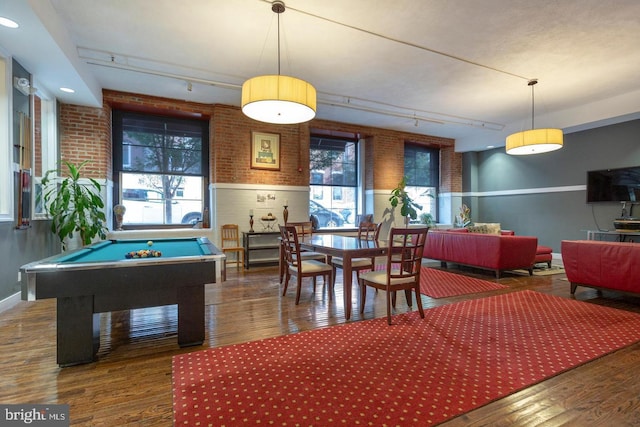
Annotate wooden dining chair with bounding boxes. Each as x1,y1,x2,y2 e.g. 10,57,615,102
358,226,429,325
279,221,327,283
220,224,244,270
331,221,381,286
286,221,315,238
279,224,333,304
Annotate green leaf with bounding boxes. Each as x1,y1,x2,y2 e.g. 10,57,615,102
41,160,107,248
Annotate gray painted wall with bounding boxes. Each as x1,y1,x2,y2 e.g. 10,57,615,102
464,119,640,252
0,221,59,301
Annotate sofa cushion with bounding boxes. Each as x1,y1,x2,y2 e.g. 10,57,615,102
472,223,502,234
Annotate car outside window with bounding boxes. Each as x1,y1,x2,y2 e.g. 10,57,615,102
120,174,203,225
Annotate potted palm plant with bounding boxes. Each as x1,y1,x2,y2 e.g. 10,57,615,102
389,176,422,226
41,160,107,250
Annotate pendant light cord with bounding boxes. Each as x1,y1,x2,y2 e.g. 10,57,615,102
272,1,285,76
277,8,281,75
529,79,538,129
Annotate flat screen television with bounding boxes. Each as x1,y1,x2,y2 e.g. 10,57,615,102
587,166,640,203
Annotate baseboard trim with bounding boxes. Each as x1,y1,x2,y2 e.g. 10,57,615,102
0,291,21,314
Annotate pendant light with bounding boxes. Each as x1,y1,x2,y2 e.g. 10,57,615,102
241,1,316,124
506,79,563,155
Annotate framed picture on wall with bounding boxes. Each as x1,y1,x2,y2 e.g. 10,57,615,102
251,132,280,171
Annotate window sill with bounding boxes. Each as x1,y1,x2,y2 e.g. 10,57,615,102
120,224,199,231
107,228,214,240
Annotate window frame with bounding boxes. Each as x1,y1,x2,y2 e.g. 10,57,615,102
309,135,359,229
404,143,440,223
32,94,58,219
112,109,210,228
0,54,11,221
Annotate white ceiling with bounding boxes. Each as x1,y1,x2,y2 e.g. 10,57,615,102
2,0,640,152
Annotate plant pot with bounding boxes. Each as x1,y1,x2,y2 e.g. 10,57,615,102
63,234,83,252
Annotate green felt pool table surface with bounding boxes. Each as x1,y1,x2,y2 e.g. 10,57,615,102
55,237,214,264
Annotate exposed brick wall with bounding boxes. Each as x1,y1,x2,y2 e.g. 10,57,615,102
59,103,110,179
440,146,462,194
104,90,214,118
212,104,309,186
371,132,404,190
59,90,462,193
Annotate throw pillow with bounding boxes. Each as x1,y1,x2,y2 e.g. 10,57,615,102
473,222,501,234
467,224,489,234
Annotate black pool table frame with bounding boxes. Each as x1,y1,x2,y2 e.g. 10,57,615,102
20,238,224,367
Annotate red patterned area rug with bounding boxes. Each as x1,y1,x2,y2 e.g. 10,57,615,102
420,267,506,298
173,290,640,426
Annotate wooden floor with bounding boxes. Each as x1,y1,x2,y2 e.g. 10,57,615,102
2,262,640,426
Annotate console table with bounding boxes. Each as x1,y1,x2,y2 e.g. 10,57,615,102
586,230,640,242
242,231,281,268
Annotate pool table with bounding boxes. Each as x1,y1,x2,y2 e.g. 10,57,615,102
20,237,225,367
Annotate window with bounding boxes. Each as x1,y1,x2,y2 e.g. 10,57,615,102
332,187,342,201
312,187,323,200
0,56,10,221
33,95,58,218
404,144,439,223
122,144,131,169
309,136,358,228
113,110,209,226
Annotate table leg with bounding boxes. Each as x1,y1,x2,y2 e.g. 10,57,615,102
57,295,98,367
343,254,353,320
177,284,205,347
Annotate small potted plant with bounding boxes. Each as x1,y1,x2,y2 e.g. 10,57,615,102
420,212,436,227
458,204,472,227
389,176,422,226
40,160,107,250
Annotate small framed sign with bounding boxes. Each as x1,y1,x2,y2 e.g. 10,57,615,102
251,131,280,171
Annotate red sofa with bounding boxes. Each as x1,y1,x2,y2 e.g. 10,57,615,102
423,229,538,278
562,240,640,295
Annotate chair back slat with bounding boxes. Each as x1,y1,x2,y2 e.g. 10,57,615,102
285,221,314,238
221,224,241,247
386,227,429,281
358,221,381,241
279,224,301,268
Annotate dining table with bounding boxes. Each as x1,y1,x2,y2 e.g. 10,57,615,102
296,234,389,320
